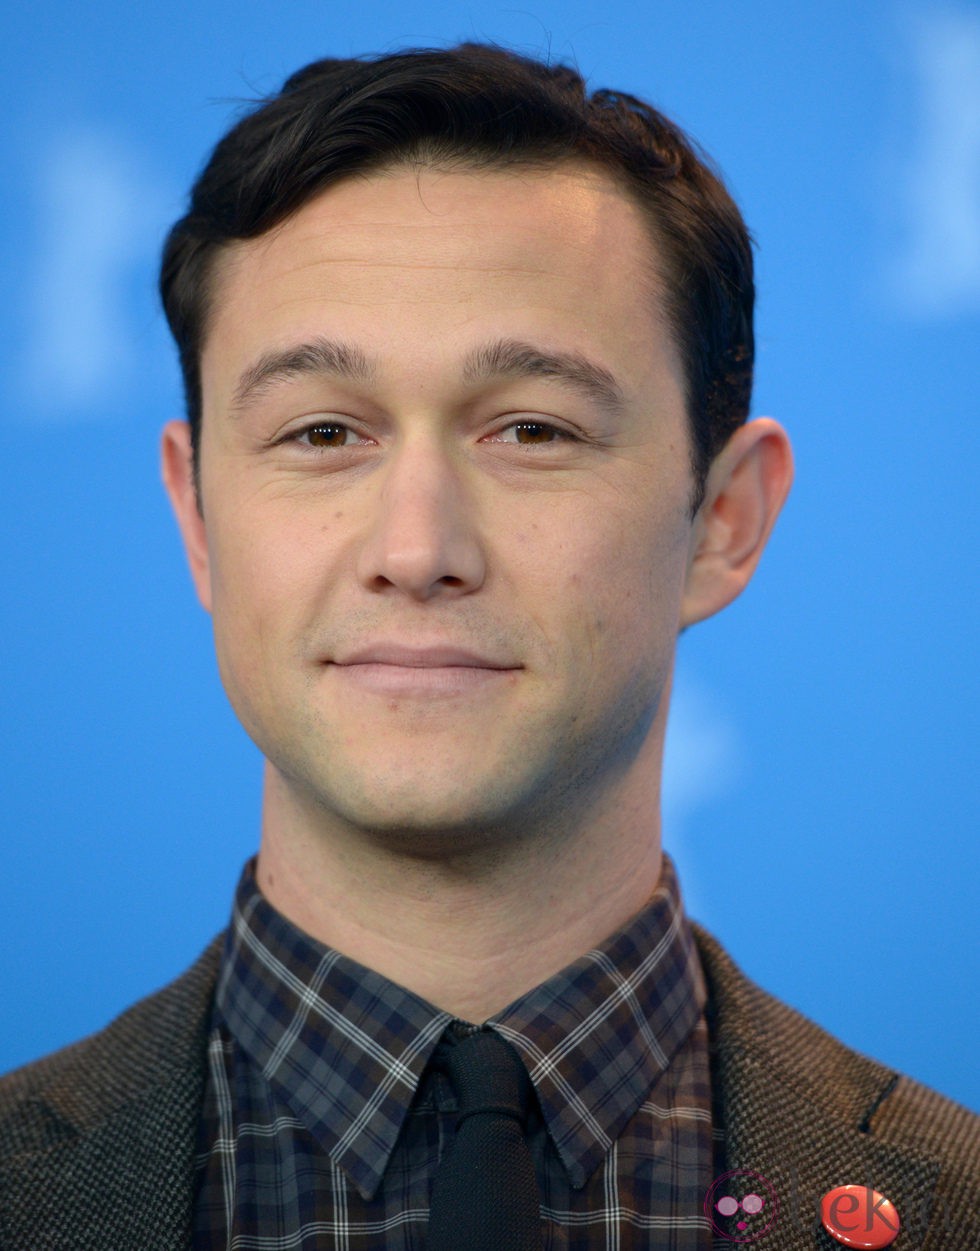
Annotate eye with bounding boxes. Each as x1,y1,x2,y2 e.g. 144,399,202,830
295,421,365,449
490,420,568,445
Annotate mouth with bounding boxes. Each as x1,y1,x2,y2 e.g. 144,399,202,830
335,643,514,668
328,644,520,696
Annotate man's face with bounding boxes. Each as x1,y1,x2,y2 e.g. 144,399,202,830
175,163,702,846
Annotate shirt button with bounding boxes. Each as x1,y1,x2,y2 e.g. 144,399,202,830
820,1184,900,1248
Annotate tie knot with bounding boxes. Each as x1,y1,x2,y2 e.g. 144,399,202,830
440,1028,534,1128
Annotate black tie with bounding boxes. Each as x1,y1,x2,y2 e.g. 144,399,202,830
426,1026,545,1251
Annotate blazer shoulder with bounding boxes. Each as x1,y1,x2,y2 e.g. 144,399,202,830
692,922,979,1246
691,921,980,1169
0,934,224,1151
872,1067,980,1174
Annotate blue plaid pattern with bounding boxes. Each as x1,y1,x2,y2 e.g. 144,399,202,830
193,855,718,1248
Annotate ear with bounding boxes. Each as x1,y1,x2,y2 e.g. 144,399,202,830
160,419,213,613
680,417,793,627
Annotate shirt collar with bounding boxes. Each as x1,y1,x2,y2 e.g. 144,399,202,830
488,854,706,1188
216,854,705,1199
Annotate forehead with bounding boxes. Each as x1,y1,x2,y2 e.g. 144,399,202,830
201,161,679,404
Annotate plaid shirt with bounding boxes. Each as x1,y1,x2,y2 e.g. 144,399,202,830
192,855,719,1249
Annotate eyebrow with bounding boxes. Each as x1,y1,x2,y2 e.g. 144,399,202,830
461,338,627,417
230,339,377,412
229,334,627,417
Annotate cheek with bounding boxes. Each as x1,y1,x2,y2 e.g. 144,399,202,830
208,476,335,598
552,504,690,680
205,505,312,666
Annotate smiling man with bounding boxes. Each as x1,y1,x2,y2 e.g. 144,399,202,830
1,42,977,1251
168,160,737,1019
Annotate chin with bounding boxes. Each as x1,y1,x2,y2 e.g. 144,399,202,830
308,763,553,852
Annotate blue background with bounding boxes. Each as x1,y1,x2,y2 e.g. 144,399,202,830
2,0,978,1112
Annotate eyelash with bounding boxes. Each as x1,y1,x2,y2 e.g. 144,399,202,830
486,421,571,446
293,422,368,450
285,418,575,451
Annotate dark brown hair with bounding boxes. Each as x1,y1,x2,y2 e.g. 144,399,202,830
160,42,754,506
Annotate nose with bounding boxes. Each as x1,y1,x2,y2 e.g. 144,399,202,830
355,437,487,601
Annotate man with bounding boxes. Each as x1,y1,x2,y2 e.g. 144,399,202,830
1,42,976,1251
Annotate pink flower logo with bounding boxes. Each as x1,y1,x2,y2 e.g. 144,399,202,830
704,1169,779,1242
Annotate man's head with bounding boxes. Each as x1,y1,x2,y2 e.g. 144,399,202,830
160,44,791,858
160,42,754,510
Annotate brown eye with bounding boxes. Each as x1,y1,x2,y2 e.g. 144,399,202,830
306,424,352,447
513,422,557,444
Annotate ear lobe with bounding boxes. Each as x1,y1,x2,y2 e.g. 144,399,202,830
680,417,793,627
160,419,213,613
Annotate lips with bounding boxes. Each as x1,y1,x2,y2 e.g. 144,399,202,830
332,644,516,670
328,643,520,696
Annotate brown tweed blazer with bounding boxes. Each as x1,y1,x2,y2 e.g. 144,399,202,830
1,926,977,1249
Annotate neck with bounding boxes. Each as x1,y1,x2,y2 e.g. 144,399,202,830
255,763,663,1021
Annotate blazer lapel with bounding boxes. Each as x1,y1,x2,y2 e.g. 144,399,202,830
0,937,222,1251
693,924,942,1249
